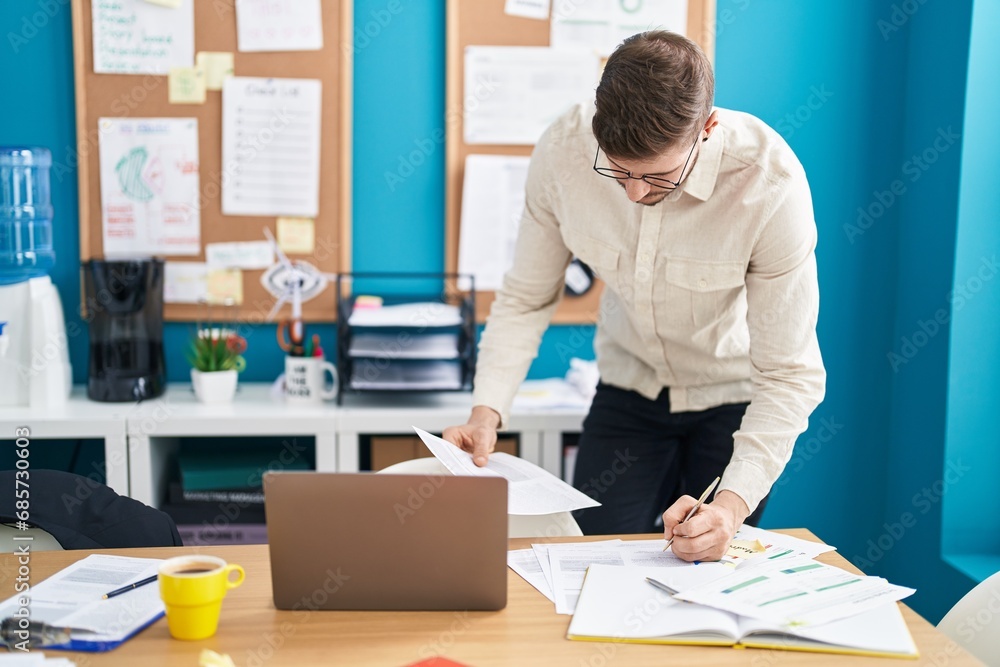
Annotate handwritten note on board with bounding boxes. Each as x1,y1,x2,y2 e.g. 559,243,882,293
235,0,323,52
98,118,201,256
92,0,194,75
221,77,322,217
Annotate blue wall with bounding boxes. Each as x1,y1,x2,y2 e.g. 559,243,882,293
0,0,991,622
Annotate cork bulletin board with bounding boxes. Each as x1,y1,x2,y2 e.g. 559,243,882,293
71,0,352,321
445,0,716,323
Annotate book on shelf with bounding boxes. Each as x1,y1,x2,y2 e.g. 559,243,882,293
566,564,918,659
168,481,265,505
178,450,311,492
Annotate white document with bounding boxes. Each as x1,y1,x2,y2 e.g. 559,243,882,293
504,0,550,19
464,46,599,145
568,564,918,658
164,261,208,303
205,240,274,269
348,302,463,327
549,544,626,614
551,0,688,57
0,555,163,649
92,0,194,74
458,154,530,291
734,524,837,560
98,118,200,256
235,0,323,52
530,539,622,600
222,77,322,217
348,332,460,359
413,427,601,515
512,379,593,411
673,555,915,628
508,548,556,603
351,360,463,390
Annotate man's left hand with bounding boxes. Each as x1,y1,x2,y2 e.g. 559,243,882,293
662,490,750,562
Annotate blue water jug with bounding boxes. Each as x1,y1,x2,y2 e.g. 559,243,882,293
0,147,55,285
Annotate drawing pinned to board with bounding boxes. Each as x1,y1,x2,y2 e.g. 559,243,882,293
98,118,201,257
236,0,323,52
550,0,688,57
92,0,195,75
222,77,322,217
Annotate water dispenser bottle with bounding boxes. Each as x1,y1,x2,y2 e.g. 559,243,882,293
0,147,55,283
83,258,167,402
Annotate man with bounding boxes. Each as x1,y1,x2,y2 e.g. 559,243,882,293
442,30,825,562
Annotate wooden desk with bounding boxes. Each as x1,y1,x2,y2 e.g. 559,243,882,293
2,531,981,666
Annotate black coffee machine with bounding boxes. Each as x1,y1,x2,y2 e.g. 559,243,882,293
83,258,167,402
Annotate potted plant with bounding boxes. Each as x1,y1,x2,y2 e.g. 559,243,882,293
186,311,247,404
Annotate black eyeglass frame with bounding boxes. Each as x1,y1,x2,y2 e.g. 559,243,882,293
592,136,699,190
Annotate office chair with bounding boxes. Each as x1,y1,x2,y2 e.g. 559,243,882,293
0,469,182,550
937,570,1000,665
377,457,584,538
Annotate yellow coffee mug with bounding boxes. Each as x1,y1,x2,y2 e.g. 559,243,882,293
158,555,245,640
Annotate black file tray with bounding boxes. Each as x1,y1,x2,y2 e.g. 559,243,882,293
335,272,476,404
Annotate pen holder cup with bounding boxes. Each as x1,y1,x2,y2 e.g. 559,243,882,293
284,356,338,404
158,555,245,641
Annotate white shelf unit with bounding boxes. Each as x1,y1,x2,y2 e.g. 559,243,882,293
0,387,130,496
125,383,337,507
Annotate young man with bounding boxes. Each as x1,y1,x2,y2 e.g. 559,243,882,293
442,30,825,561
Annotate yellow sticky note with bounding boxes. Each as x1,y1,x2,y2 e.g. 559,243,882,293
726,539,767,559
168,66,206,104
276,217,315,254
206,269,243,305
143,0,182,7
196,52,235,91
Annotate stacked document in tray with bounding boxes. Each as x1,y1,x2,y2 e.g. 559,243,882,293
509,527,919,659
413,427,600,515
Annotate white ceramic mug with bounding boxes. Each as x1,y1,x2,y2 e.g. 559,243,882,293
284,356,338,404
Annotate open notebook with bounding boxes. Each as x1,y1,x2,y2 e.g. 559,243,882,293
567,564,919,659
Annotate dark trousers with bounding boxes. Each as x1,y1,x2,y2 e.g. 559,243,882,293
571,382,767,535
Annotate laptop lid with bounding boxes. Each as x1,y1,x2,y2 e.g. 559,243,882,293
263,472,508,611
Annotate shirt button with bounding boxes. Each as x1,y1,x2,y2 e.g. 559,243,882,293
698,278,708,288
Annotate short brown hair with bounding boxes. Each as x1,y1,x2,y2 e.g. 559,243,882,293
593,30,715,161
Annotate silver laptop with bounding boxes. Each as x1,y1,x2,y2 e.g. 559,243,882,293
263,471,508,611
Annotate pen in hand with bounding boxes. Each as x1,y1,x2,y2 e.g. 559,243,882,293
663,476,721,552
102,574,158,599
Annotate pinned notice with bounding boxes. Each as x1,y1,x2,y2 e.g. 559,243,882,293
168,66,206,104
206,269,244,305
92,0,194,74
222,77,322,217
236,0,323,52
276,217,315,254
197,52,235,90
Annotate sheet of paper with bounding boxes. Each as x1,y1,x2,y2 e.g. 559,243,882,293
348,302,462,327
222,77,322,217
168,66,206,104
551,0,688,57
144,0,182,7
508,548,556,603
0,554,163,648
458,154,529,291
236,0,323,52
164,261,208,304
464,46,599,145
549,544,626,614
348,332,460,360
197,51,235,90
206,268,244,305
530,539,622,602
98,117,200,256
734,524,837,560
512,378,593,411
205,240,274,269
351,360,463,390
414,427,601,515
92,0,194,74
505,0,550,19
674,555,915,628
276,216,316,253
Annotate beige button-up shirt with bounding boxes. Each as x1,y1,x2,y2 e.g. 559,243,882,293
472,103,826,512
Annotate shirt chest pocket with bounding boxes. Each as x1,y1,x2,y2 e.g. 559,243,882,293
661,257,746,328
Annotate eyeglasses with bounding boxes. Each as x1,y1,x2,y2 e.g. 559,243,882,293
592,136,699,190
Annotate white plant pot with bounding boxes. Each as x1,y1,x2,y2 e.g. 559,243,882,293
191,369,238,404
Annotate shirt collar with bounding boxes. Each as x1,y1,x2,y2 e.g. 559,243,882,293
679,124,724,202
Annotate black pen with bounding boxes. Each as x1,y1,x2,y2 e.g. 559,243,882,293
102,574,158,599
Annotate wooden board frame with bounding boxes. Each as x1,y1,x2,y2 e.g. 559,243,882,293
446,0,716,323
71,0,352,322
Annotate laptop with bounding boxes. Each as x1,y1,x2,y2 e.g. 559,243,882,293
263,471,508,611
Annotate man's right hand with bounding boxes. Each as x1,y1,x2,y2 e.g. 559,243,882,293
441,406,501,467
